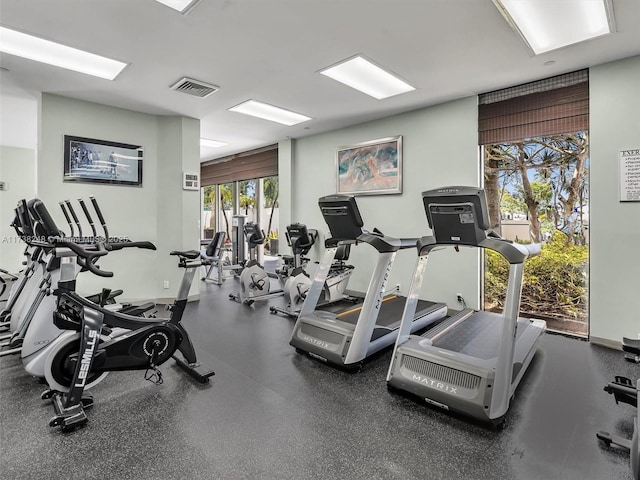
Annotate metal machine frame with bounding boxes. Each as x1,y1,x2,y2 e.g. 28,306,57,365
386,186,546,426
290,195,447,370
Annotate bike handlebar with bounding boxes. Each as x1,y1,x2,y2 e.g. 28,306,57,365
52,238,113,277
51,239,157,277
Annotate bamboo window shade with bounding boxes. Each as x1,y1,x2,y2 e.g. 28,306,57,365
200,144,278,186
478,69,589,145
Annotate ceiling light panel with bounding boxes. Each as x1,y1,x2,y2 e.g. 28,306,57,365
320,55,415,100
155,0,200,14
494,0,615,55
200,139,228,148
228,100,311,126
0,26,127,80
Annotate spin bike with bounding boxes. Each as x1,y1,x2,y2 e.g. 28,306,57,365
40,239,215,432
229,222,284,306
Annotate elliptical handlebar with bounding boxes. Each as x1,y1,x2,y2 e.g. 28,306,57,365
78,198,98,238
64,199,83,238
59,202,76,238
90,196,110,241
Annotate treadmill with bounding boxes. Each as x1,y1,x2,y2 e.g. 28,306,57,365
289,194,447,370
386,186,546,426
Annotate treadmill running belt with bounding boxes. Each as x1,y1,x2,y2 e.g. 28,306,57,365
432,310,530,360
338,296,437,328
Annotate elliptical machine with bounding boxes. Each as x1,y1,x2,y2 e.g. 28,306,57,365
229,221,284,306
0,270,18,305
0,197,152,360
41,238,215,432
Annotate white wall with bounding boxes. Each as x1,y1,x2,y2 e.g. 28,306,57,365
0,75,38,150
282,97,481,309
0,146,37,272
589,55,640,344
0,78,38,273
38,94,200,301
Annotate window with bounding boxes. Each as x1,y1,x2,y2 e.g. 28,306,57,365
479,71,589,337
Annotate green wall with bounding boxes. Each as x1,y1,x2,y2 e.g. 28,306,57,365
38,94,200,301
589,55,640,344
280,96,482,309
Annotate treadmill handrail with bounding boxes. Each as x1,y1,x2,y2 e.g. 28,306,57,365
417,235,534,264
356,232,418,253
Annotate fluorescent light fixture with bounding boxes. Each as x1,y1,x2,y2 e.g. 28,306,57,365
319,55,415,100
154,0,200,14
228,100,311,126
200,138,228,148
493,0,615,55
0,26,127,80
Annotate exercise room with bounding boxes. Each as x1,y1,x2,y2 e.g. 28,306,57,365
1,1,639,479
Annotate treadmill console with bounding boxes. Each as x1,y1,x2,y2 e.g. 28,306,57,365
318,195,364,242
422,186,490,246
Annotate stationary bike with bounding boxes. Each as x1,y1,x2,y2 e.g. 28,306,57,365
40,239,215,432
229,222,284,306
270,224,358,318
269,223,317,317
596,336,639,479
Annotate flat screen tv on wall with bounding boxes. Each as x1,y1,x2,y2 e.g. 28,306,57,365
63,135,143,187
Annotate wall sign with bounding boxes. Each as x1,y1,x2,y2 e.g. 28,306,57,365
619,148,640,202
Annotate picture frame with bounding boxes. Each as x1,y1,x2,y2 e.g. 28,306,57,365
63,135,143,187
336,136,402,195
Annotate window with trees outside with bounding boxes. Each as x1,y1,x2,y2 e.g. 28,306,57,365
201,176,279,254
200,144,278,254
480,71,589,337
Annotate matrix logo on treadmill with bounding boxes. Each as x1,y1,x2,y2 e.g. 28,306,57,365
411,374,458,394
301,334,330,349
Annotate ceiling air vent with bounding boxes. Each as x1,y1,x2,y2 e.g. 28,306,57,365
170,77,219,98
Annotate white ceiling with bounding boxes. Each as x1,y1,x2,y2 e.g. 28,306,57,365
1,0,639,161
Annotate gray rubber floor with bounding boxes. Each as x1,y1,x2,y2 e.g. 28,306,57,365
0,278,637,480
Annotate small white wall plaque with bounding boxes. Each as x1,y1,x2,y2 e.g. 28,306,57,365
183,172,199,191
619,149,640,202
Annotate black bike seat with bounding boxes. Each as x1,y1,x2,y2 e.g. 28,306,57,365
170,250,200,259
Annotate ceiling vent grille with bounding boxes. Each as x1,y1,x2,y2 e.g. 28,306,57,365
170,77,219,98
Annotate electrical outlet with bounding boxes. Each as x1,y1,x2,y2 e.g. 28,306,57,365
395,283,401,292
163,280,169,289
456,293,464,303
